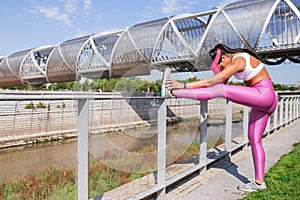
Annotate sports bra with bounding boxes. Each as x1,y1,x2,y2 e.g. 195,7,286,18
233,53,264,81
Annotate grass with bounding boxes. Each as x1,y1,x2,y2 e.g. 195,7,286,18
241,141,300,200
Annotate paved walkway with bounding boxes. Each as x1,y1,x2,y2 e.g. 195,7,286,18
166,120,300,200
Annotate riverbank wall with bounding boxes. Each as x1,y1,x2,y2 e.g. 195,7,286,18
0,94,243,148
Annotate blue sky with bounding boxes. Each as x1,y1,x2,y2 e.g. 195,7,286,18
0,0,299,84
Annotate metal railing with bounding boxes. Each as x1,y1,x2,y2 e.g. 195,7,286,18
128,92,299,200
0,90,299,200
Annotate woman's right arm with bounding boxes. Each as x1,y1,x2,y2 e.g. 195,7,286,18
165,55,245,90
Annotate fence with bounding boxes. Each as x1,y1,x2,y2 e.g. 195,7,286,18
125,91,299,200
0,90,299,199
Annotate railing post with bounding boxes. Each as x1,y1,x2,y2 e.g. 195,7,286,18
289,98,293,122
279,98,284,126
265,117,270,135
293,97,296,120
199,100,208,175
157,99,166,199
225,100,232,156
273,101,278,129
78,99,89,200
243,106,249,144
285,98,289,124
296,97,299,119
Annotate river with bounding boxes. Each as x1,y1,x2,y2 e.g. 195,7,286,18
0,120,244,180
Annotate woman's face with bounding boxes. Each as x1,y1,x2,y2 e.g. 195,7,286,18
220,53,232,67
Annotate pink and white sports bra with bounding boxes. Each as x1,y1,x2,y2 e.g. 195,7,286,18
233,53,264,81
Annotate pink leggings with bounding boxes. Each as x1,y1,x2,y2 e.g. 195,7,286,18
174,78,277,180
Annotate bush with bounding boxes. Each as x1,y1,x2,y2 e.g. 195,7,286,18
36,102,46,109
25,102,35,110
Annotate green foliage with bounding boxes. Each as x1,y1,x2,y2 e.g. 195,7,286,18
25,102,47,109
36,102,46,109
25,102,35,110
56,102,66,109
228,81,247,86
272,82,299,91
1,76,298,93
228,81,299,91
48,82,74,91
129,173,142,181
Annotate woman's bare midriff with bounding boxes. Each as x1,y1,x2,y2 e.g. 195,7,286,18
245,67,270,86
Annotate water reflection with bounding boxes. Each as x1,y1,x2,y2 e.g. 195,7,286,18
0,139,77,180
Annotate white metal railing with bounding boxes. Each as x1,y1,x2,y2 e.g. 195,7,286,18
0,90,299,199
120,92,300,200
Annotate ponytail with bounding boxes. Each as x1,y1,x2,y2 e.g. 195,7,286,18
209,44,262,63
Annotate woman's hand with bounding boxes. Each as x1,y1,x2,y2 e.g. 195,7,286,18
165,79,185,90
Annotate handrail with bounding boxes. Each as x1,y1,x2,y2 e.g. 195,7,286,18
0,91,298,199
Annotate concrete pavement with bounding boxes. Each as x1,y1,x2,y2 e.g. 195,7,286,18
166,120,300,200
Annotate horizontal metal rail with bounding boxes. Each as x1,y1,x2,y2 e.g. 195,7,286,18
0,91,299,200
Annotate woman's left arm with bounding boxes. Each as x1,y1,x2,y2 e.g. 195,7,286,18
166,59,243,90
166,72,226,90
186,64,240,88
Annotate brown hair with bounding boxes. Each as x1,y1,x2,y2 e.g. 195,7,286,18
209,44,262,64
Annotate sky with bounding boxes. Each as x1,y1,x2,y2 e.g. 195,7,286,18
0,0,299,85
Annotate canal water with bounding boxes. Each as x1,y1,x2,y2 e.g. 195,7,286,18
0,121,243,180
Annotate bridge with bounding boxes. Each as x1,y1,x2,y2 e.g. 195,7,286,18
0,1,300,199
0,0,299,87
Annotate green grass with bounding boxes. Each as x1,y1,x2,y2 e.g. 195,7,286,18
241,141,300,200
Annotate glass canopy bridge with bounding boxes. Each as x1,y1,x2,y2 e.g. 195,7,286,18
0,0,299,87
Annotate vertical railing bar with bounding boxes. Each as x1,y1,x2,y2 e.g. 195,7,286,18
290,98,292,121
199,100,208,175
266,117,271,135
285,98,289,124
273,100,278,129
296,97,298,118
157,99,166,199
293,97,296,120
78,99,89,200
279,98,284,126
243,106,249,144
225,100,232,155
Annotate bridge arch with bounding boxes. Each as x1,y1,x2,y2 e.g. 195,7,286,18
0,0,299,87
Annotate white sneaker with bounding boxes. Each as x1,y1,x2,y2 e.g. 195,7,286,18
238,179,266,192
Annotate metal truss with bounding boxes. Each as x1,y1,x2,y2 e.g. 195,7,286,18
0,0,299,87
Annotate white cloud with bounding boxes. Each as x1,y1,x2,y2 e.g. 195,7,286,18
62,0,78,13
31,5,72,26
30,0,96,27
144,0,212,18
83,0,92,14
160,0,188,15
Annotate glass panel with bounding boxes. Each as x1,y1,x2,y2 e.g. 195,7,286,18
111,18,168,77
0,57,23,87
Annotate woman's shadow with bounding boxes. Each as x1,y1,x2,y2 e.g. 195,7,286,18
177,146,250,184
206,147,249,184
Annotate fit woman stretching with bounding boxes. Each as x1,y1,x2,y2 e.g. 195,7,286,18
165,44,277,192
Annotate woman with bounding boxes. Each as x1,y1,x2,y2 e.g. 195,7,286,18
165,43,277,192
